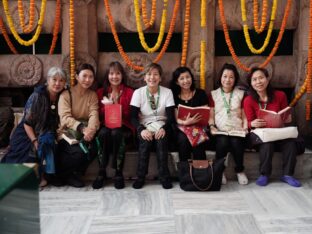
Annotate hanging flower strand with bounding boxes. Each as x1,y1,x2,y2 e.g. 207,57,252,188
241,0,277,54
218,0,292,71
201,0,206,27
141,0,156,28
0,17,18,54
49,0,61,55
2,0,47,46
253,0,268,34
180,0,191,66
18,0,35,33
69,0,75,86
200,40,206,89
134,0,168,53
103,0,180,71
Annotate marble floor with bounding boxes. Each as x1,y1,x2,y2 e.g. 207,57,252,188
40,179,312,234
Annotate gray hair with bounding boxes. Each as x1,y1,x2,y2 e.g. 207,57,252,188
46,67,67,82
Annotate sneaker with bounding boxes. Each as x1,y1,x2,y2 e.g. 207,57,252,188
280,175,301,187
237,172,248,185
132,177,145,189
114,176,125,189
92,176,105,189
222,173,227,185
66,174,85,188
256,175,269,186
160,178,173,189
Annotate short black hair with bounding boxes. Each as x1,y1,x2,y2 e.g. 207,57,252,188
216,63,240,88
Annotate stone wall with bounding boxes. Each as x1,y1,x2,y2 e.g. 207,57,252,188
0,0,311,135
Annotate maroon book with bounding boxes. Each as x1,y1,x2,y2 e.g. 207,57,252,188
177,104,210,126
257,106,291,128
105,104,122,129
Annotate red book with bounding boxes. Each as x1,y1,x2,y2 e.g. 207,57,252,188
177,104,210,126
257,106,292,128
104,104,122,129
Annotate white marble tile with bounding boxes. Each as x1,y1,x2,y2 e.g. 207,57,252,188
40,191,101,216
256,216,312,234
96,190,173,216
175,213,262,234
172,190,249,215
88,215,176,234
41,215,92,234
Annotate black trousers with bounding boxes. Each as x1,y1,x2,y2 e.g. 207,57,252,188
177,130,206,161
258,138,298,176
137,134,171,181
215,135,245,173
97,126,125,172
57,139,91,178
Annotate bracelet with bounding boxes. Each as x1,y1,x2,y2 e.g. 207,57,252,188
31,138,38,143
209,124,216,128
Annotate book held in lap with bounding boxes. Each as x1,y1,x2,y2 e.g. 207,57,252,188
177,104,210,126
257,106,291,128
105,104,122,129
211,129,246,138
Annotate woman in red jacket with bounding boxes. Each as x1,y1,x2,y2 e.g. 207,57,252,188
243,67,301,187
92,61,134,189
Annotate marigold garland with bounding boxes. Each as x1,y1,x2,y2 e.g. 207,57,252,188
218,0,292,72
103,0,180,71
18,0,35,33
241,0,277,54
134,0,168,53
201,0,206,27
69,0,75,86
200,41,206,89
141,0,156,28
253,0,268,34
49,0,61,55
2,0,47,46
180,0,191,66
0,17,18,54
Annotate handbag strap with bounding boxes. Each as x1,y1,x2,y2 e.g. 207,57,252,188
189,161,214,191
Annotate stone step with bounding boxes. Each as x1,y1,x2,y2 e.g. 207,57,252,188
84,149,312,181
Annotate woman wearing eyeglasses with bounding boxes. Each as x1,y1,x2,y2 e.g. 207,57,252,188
170,66,209,161
130,63,175,189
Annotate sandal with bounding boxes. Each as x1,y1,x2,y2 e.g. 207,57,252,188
237,172,248,185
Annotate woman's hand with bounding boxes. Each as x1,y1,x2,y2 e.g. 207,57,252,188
251,119,267,128
141,129,154,141
210,125,218,135
155,128,166,140
83,127,96,142
183,113,202,125
33,140,39,151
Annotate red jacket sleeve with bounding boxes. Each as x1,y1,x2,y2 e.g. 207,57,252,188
243,95,257,128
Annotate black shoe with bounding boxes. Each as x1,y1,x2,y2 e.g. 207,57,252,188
66,174,85,188
92,176,105,189
46,175,65,187
161,178,173,189
114,176,125,189
132,177,145,189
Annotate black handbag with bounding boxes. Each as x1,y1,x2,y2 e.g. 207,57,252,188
177,158,225,191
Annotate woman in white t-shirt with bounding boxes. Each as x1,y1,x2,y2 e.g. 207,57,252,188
130,63,175,189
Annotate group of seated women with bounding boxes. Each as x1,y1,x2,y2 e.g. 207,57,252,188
1,61,302,189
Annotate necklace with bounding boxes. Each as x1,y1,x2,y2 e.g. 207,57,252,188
109,89,123,104
146,87,160,116
220,88,233,116
258,101,267,110
179,90,193,104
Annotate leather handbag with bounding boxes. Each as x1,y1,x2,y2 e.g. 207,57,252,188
177,158,225,191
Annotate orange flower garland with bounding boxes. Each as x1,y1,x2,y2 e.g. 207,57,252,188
0,17,18,54
49,0,61,55
253,0,268,34
18,0,35,33
200,40,206,89
218,0,292,72
69,0,75,86
103,0,180,71
142,0,156,28
180,0,191,67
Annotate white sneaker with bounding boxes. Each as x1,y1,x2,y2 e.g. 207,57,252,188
237,172,248,185
222,173,227,185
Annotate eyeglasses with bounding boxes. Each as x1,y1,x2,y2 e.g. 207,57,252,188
149,95,157,110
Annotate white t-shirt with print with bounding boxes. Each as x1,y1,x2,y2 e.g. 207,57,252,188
130,85,175,127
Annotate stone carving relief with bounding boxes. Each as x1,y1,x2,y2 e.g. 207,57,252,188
10,55,42,86
125,54,152,88
62,53,97,79
11,3,39,34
